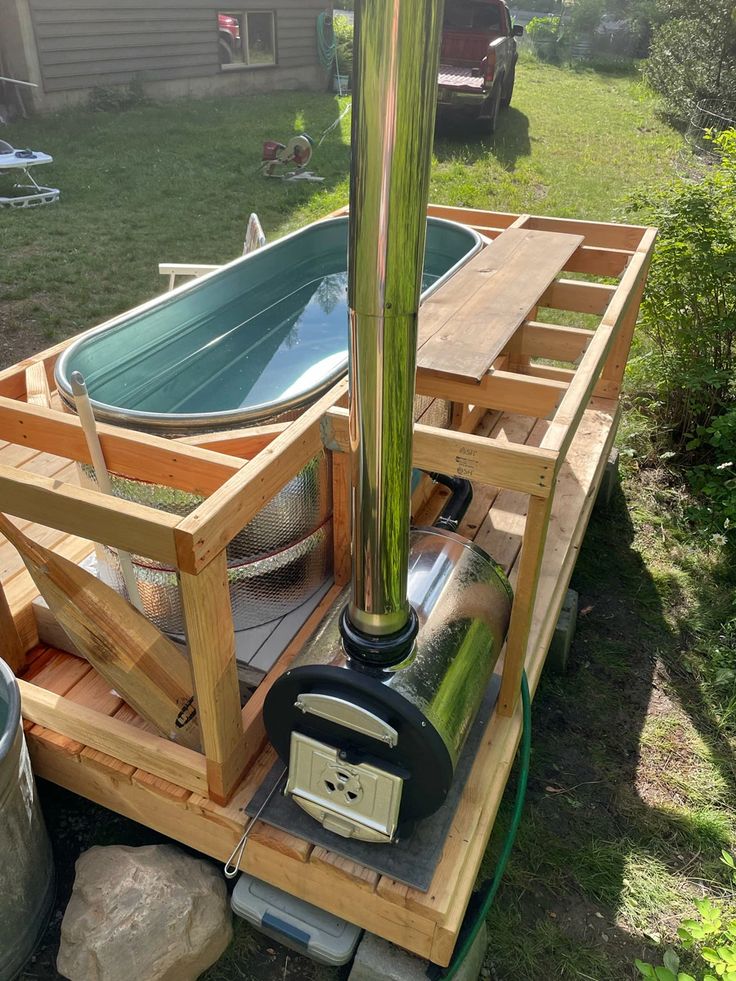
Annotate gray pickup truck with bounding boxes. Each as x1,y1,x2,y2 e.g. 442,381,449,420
437,0,523,135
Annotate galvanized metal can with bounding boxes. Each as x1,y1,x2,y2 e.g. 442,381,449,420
0,658,55,981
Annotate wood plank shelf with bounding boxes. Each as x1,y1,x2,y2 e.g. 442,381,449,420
0,206,656,967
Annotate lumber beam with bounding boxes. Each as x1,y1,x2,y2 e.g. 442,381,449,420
179,551,246,804
600,226,658,396
179,423,289,458
323,407,557,497
540,278,617,316
0,464,180,564
0,578,23,671
542,228,658,463
498,493,553,715
517,321,594,363
18,679,208,795
416,367,566,418
24,362,52,408
0,396,244,496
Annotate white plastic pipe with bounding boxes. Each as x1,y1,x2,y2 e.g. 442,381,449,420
70,371,144,613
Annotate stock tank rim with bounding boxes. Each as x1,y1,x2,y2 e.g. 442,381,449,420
0,657,20,767
54,216,482,435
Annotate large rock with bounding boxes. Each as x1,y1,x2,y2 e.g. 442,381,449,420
57,844,232,981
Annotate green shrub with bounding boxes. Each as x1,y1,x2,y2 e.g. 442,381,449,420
568,0,606,34
629,129,736,532
645,0,736,120
526,15,561,40
333,14,353,77
527,16,562,60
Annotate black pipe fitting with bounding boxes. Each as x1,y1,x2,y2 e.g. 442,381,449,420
428,472,473,532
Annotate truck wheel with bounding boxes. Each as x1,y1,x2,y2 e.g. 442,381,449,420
501,66,516,108
484,82,503,137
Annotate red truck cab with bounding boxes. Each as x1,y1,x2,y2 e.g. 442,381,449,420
437,0,522,134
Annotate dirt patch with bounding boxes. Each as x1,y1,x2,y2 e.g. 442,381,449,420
0,296,57,369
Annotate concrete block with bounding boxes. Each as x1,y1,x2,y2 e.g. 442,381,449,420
348,922,488,981
547,589,579,675
595,448,620,511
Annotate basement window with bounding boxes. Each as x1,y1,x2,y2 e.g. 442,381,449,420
218,11,276,69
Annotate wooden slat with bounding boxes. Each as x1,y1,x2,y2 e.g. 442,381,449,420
540,279,617,316
517,322,594,363
416,368,566,419
324,407,557,497
310,848,380,891
565,245,633,278
417,228,584,383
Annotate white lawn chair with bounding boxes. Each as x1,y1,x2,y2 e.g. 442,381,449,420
159,212,266,291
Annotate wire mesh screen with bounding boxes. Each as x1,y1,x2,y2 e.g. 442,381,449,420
686,99,736,157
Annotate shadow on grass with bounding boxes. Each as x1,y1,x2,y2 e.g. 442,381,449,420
480,479,736,979
434,106,531,171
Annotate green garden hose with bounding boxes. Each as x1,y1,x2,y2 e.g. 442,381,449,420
430,670,532,980
316,11,336,73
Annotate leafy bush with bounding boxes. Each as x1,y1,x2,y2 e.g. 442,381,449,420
636,852,736,981
526,15,561,40
568,0,606,34
527,15,562,59
628,129,736,532
645,0,736,120
333,14,353,77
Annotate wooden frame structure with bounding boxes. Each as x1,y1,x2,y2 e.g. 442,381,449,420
0,205,656,965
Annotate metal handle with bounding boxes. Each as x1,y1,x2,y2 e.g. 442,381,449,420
223,767,287,879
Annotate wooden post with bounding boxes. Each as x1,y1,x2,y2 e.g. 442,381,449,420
0,579,24,672
600,227,657,397
331,451,351,588
179,551,247,804
498,492,553,716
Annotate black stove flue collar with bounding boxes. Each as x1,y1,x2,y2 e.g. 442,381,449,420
339,605,419,670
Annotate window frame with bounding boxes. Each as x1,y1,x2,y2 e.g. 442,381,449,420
218,9,277,71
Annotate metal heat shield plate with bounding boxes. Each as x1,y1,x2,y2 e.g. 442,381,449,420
246,673,502,892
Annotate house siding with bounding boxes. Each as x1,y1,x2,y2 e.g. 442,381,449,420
27,0,327,95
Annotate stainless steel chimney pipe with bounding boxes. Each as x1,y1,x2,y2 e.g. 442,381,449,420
346,0,446,642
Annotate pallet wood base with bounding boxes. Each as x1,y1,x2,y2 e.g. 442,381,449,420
0,206,655,966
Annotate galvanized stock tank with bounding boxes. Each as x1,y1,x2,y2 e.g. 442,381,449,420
55,216,481,637
0,658,55,980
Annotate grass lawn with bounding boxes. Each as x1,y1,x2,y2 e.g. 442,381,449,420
1,54,680,365
5,57,735,981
